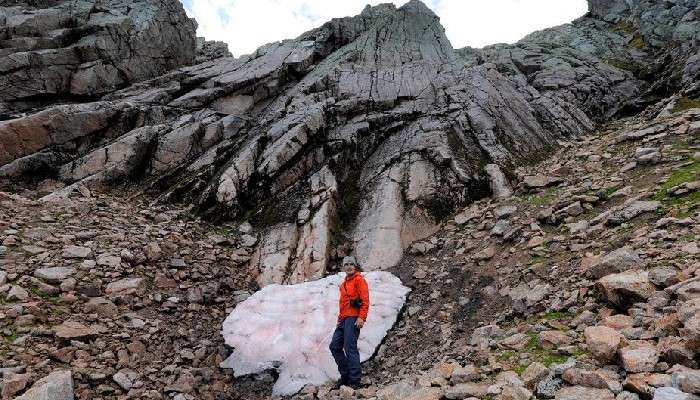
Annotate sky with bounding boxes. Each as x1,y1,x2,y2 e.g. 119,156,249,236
181,0,589,57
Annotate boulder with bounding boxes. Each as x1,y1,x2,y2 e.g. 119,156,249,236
523,175,562,190
584,325,625,363
61,245,92,258
445,383,489,399
607,201,661,225
34,267,76,284
620,341,659,373
522,362,550,389
596,270,656,309
562,368,621,392
15,370,74,400
105,277,146,295
653,387,699,400
451,364,480,383
586,247,643,279
671,367,700,395
658,337,695,368
53,321,98,341
554,386,614,400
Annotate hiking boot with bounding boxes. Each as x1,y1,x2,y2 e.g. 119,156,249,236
348,382,363,390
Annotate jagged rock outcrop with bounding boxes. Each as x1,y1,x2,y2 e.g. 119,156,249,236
195,37,233,63
0,0,196,118
0,0,698,286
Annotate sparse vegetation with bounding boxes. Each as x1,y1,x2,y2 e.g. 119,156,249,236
654,161,700,212
524,333,569,367
0,327,18,355
671,97,700,113
497,350,517,362
529,254,547,264
542,311,574,321
628,34,645,49
613,20,636,35
524,188,558,207
29,286,63,305
605,58,638,72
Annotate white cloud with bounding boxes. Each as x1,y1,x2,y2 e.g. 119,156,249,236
436,0,589,48
182,0,588,57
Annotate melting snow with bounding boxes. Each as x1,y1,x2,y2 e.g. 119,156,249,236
221,271,410,395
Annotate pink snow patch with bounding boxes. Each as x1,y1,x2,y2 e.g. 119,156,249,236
221,271,410,395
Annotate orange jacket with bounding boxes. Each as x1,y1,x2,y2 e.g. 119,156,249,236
338,272,370,322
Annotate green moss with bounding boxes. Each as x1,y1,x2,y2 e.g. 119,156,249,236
571,348,591,359
525,333,540,351
524,332,570,367
0,327,18,355
29,287,62,305
610,21,645,49
680,233,697,242
653,161,700,212
542,311,574,321
530,254,547,264
497,350,518,362
603,186,620,198
661,161,700,188
540,353,569,366
671,142,693,152
524,188,558,206
629,34,645,49
612,20,637,35
672,97,700,113
605,58,637,72
2,331,17,345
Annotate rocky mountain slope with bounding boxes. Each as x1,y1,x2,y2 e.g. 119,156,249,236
1,0,700,399
2,0,698,283
1,84,699,400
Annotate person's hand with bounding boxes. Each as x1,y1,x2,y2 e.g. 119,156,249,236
355,318,365,329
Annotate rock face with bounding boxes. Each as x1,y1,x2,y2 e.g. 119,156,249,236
3,0,698,282
0,0,196,118
220,271,410,395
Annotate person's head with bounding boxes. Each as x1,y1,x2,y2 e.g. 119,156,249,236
342,256,361,275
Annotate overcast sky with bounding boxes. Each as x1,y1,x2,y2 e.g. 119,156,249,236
181,0,589,57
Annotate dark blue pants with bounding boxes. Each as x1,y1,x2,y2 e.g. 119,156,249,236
329,316,361,385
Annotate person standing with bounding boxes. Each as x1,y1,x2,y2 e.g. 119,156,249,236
329,256,370,389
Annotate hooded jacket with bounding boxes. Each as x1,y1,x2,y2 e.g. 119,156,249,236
338,272,370,322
